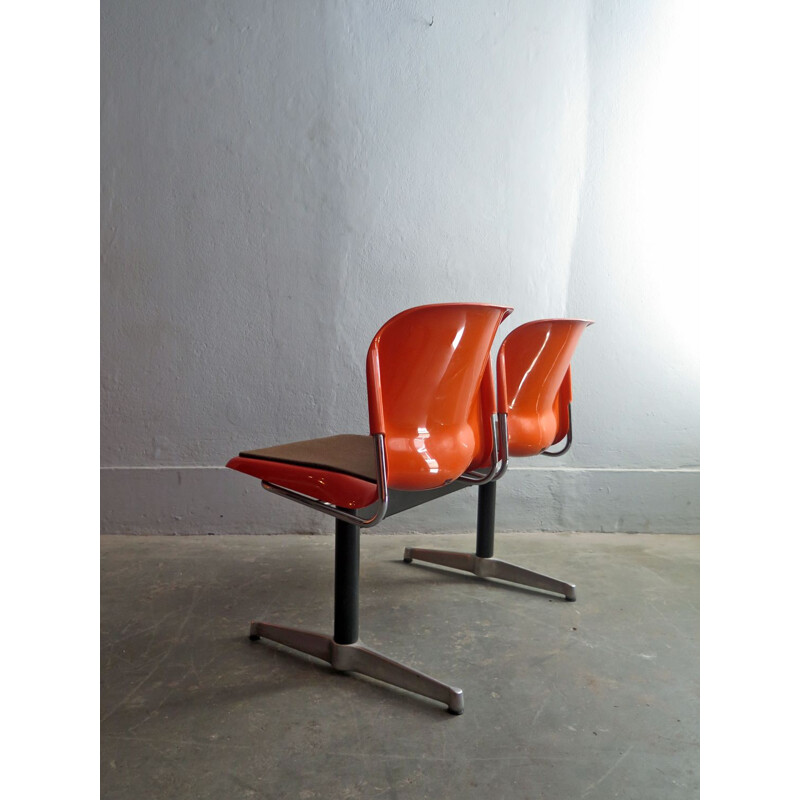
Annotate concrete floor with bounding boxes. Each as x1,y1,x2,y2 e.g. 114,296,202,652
101,532,699,799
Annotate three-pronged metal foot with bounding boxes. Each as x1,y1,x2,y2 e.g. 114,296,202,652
249,620,464,713
402,547,576,600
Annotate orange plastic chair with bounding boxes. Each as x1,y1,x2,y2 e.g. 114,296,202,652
227,303,512,713
403,319,593,599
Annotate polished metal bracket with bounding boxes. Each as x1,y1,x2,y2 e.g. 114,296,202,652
541,404,573,457
260,433,389,528
459,413,509,485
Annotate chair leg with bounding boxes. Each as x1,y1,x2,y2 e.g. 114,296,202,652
334,641,464,714
402,547,475,572
402,550,576,601
403,482,577,600
249,623,464,714
476,558,576,601
249,517,464,713
249,621,332,660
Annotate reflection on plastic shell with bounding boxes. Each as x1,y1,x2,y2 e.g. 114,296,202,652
413,427,440,472
509,330,550,412
366,304,511,490
499,319,591,457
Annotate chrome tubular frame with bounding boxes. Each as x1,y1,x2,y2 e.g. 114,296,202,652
260,433,389,528
491,413,509,481
458,413,509,485
541,404,573,458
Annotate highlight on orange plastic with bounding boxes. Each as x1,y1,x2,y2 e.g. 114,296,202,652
365,303,512,491
227,303,513,512
496,319,593,457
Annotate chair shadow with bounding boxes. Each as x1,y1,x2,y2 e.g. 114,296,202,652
126,634,456,722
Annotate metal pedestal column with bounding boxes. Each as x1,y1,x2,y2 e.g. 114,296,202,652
334,518,360,644
249,518,464,713
475,479,497,559
403,482,577,600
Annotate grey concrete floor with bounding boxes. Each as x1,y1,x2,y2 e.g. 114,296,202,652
101,532,699,799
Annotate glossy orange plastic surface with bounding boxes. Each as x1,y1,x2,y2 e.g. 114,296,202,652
464,360,500,472
227,303,512,509
366,303,512,491
226,456,378,509
497,319,592,457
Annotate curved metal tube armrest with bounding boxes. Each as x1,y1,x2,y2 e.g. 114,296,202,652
492,414,510,480
541,404,573,457
459,414,508,486
260,434,389,528
458,469,497,485
460,413,509,485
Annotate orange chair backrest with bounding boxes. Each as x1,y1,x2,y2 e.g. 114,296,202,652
366,303,513,490
497,319,592,457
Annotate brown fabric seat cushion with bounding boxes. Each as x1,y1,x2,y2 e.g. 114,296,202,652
239,434,377,483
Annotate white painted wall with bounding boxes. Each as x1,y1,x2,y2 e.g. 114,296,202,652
101,0,699,534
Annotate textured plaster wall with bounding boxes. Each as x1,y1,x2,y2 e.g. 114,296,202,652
101,0,699,534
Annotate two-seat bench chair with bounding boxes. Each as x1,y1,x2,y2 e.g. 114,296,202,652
226,305,592,713
227,303,514,714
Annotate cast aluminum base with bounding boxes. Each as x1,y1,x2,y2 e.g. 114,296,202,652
249,621,464,714
402,548,577,601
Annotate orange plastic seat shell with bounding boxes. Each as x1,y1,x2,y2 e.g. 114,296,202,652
225,456,379,509
497,319,593,457
366,303,512,491
227,303,512,510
